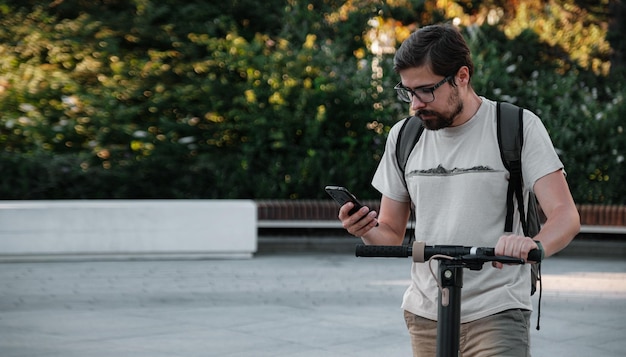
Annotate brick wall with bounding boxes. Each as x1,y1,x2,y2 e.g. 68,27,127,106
577,204,626,226
257,200,626,227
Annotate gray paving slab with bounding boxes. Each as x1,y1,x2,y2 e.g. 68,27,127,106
0,252,625,356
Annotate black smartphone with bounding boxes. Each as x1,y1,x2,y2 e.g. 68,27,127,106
324,185,365,215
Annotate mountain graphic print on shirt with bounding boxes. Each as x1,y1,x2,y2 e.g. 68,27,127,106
408,164,503,177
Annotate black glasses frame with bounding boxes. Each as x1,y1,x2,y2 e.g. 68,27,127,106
393,76,452,104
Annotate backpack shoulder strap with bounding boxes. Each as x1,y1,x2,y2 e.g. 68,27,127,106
395,116,423,246
498,103,544,304
395,116,424,188
497,102,528,235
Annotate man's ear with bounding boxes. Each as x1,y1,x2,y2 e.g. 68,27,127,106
455,66,471,86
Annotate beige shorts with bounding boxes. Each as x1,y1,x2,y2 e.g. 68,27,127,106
404,309,531,357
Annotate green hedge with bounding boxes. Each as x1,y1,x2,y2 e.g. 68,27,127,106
0,1,624,203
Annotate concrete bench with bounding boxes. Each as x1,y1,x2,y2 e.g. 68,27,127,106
0,200,257,260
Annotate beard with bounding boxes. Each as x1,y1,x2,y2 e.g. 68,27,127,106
417,87,463,131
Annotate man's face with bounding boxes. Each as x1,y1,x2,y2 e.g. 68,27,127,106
398,67,463,130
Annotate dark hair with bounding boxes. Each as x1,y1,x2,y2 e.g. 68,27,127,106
393,24,474,81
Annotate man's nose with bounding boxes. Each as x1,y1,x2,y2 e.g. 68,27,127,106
411,94,427,110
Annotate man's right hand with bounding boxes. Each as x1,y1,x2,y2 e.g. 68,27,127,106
338,202,378,237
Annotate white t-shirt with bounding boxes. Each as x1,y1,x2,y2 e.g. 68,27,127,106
372,97,563,323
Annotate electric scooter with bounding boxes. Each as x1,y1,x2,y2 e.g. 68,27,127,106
356,241,542,357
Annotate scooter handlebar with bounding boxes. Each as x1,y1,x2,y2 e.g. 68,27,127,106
355,241,543,263
354,244,412,258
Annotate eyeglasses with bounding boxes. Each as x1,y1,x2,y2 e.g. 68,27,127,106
393,76,452,103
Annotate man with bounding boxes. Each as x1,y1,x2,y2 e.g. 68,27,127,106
338,24,580,356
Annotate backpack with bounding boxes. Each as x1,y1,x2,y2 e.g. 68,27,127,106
394,102,541,296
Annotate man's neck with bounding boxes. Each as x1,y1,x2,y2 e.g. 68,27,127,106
454,91,482,127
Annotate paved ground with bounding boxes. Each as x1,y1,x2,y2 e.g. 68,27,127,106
0,249,625,357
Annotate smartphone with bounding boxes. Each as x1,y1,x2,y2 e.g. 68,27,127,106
324,185,366,215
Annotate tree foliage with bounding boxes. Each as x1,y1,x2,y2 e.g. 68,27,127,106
0,0,624,203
